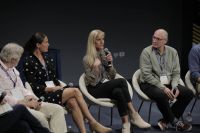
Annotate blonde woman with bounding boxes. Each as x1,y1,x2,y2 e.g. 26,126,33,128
83,29,151,133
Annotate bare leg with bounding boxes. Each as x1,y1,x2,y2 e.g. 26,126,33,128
67,98,86,133
62,88,112,133
121,115,129,123
62,88,97,124
127,102,137,113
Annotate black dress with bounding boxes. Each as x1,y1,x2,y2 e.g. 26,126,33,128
23,53,64,105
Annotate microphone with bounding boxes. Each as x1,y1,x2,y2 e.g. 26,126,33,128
68,82,74,87
63,82,74,88
104,48,112,67
38,96,45,102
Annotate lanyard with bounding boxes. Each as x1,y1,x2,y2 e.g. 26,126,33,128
0,64,17,88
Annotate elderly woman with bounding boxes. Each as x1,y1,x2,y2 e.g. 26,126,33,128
23,32,111,133
0,43,67,133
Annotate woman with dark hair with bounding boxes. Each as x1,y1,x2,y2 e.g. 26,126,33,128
23,32,111,133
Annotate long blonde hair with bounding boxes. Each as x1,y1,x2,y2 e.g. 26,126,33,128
85,29,105,66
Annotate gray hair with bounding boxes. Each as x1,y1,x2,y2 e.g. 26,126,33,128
0,43,24,63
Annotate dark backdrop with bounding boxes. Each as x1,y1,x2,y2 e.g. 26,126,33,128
0,0,193,84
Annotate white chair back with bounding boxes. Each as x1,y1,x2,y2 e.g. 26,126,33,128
185,71,196,95
132,69,150,100
79,73,133,107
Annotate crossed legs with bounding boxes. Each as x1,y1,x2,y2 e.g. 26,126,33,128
62,87,111,133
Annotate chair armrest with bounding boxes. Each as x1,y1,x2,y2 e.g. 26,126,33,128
115,73,133,98
185,71,196,95
79,73,115,107
132,69,151,101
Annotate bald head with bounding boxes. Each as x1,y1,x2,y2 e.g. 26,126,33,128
154,29,168,41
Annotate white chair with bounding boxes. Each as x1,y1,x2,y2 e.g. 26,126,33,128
185,71,196,94
79,73,133,125
132,69,153,123
185,70,199,121
132,69,185,122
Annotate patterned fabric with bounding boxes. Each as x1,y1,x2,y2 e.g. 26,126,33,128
0,60,33,106
23,53,63,105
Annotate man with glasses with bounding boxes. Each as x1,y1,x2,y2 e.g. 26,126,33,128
139,29,193,132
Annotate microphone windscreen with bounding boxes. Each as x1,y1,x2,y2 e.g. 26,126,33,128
104,48,110,55
38,96,45,102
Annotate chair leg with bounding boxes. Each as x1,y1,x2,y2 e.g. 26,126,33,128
148,102,153,123
138,100,144,113
110,107,114,126
98,106,101,122
185,96,199,122
130,124,134,132
190,97,198,114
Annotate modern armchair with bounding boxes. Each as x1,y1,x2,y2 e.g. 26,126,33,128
79,73,133,126
132,69,153,123
185,70,199,122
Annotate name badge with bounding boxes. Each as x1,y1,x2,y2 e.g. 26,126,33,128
11,89,24,100
160,75,169,85
102,79,109,83
0,103,13,116
45,81,55,87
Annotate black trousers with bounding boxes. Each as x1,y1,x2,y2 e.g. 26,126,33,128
140,83,194,123
0,104,50,133
88,78,132,117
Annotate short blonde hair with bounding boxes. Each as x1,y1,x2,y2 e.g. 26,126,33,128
0,43,24,63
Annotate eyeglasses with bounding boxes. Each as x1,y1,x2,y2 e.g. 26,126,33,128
152,36,165,41
27,98,37,102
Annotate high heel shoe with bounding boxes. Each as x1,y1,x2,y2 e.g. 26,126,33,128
129,112,151,128
89,122,112,133
122,122,130,133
